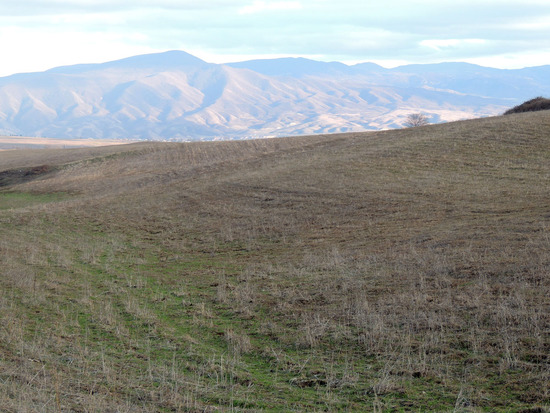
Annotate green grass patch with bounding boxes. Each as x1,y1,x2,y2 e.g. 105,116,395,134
0,191,68,210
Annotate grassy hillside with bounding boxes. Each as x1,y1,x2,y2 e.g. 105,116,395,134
1,111,549,412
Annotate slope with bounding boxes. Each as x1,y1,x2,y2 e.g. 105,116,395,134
0,111,549,411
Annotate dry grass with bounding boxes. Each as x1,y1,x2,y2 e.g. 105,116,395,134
1,110,549,411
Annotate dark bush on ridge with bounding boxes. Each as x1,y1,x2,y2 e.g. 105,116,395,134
504,96,550,115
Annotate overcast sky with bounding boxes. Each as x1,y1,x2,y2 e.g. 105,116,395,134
0,0,549,76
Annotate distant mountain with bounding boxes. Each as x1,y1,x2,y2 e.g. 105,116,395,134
44,50,212,74
0,50,548,141
226,57,351,77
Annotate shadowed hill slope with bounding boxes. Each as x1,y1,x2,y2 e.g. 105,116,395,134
1,111,549,411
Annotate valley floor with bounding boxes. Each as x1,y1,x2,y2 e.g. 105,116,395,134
0,136,134,151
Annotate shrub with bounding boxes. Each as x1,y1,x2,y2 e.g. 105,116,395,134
504,96,550,115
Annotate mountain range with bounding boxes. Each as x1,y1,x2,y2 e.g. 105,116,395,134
0,50,548,141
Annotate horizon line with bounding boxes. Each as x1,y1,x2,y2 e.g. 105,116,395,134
1,49,547,78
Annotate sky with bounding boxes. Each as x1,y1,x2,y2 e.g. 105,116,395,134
0,0,549,77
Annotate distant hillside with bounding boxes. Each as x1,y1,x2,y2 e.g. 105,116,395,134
0,51,549,141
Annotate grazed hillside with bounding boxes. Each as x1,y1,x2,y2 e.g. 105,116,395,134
1,51,549,140
0,111,549,411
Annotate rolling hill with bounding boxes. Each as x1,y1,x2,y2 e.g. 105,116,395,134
1,111,549,411
0,50,549,141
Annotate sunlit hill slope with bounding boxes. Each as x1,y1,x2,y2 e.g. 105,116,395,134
1,50,549,140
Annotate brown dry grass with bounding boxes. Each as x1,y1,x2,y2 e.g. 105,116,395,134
1,111,549,411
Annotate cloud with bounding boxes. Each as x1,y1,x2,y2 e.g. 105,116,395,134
507,15,550,31
420,39,487,52
0,0,549,75
0,0,238,15
0,26,155,76
465,49,550,68
239,1,302,15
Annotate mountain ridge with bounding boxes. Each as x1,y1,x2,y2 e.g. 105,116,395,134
0,50,548,141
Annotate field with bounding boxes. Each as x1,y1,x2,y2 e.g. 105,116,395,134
0,111,549,412
0,136,133,151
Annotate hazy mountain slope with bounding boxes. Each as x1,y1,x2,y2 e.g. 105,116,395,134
0,51,547,140
226,57,352,77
